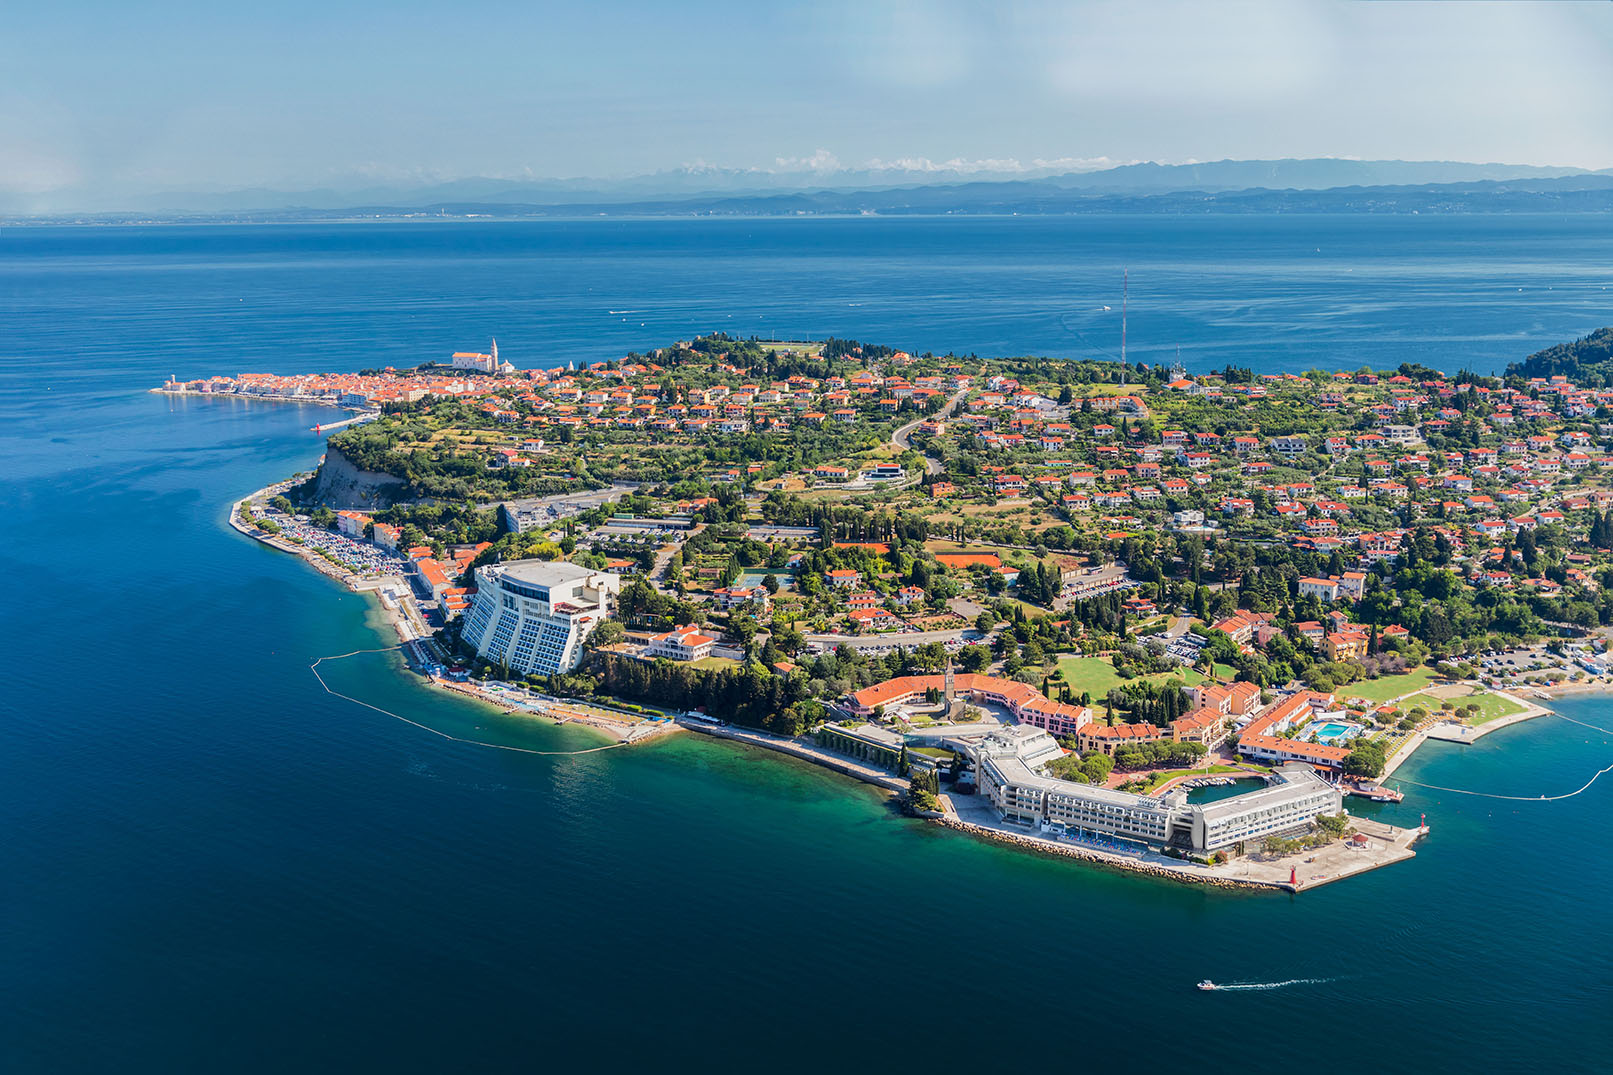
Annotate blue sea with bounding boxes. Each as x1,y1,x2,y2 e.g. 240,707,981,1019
2,216,1612,1073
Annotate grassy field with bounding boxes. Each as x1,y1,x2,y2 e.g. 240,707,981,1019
1397,693,1447,717
1141,764,1244,793
1055,655,1206,698
1056,656,1127,696
1463,691,1529,724
1340,667,1438,705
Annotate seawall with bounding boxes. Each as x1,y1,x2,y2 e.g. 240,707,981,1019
684,723,910,794
933,816,1293,891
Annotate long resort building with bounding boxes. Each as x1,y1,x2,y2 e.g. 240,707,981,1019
973,726,1342,854
460,559,620,675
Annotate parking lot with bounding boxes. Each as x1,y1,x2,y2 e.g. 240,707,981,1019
254,503,415,578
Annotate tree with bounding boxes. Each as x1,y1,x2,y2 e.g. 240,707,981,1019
762,572,780,594
1342,740,1387,779
1315,813,1352,839
587,621,626,649
957,644,991,672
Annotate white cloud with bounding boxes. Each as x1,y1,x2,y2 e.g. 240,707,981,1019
762,153,1138,177
773,149,844,173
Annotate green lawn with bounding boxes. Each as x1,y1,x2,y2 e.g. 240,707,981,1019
1055,655,1207,697
1397,693,1447,717
1056,656,1128,697
689,656,739,671
1341,667,1438,705
1141,764,1244,793
1463,691,1528,724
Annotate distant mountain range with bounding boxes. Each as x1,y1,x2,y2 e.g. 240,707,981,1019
10,158,1613,219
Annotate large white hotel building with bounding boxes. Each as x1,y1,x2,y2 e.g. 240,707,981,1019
460,560,620,676
973,726,1342,854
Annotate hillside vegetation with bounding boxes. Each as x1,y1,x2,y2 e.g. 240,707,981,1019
1507,327,1613,386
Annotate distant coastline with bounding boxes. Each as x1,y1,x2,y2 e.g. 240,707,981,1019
15,156,1613,223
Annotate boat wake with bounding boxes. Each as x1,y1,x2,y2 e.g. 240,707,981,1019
1210,978,1333,992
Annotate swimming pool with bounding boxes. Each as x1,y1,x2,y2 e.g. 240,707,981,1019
1313,722,1353,740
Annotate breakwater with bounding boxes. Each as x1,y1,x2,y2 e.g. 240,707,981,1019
934,816,1293,891
685,722,909,794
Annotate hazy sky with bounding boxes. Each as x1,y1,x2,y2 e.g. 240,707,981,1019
5,0,1612,199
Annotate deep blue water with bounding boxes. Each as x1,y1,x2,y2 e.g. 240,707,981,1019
2,218,1612,1073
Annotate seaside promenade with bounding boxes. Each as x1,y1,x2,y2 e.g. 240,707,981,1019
682,721,910,794
1381,687,1552,780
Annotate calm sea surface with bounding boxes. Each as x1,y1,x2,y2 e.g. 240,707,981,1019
2,217,1611,1072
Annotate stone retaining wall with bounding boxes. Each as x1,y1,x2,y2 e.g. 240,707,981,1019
933,817,1291,892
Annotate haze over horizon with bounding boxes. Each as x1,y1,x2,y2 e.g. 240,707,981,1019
6,1,1613,212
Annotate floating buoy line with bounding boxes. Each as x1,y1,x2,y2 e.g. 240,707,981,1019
309,648,625,757
1389,711,1613,802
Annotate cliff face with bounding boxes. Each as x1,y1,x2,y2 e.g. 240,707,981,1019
310,444,410,509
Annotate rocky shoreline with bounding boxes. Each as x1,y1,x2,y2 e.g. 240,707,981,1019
933,816,1294,891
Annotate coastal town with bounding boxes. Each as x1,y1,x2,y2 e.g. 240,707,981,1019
185,325,1613,890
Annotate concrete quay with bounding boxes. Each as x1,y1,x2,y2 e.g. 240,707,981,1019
683,722,910,795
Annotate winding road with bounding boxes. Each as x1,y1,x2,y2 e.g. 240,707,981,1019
891,389,967,475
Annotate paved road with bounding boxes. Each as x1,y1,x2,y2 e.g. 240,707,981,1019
891,389,967,475
807,627,986,653
648,522,704,587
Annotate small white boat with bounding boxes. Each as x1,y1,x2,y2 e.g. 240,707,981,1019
1197,979,1216,991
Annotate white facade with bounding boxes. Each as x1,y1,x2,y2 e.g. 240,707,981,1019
460,560,620,676
451,338,513,375
644,625,717,661
1270,436,1309,458
972,729,1342,853
1298,576,1341,602
1192,767,1343,851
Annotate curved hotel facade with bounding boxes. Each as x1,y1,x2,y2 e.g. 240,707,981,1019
461,560,620,676
973,726,1343,854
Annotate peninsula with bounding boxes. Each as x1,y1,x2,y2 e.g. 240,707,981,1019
171,326,1613,890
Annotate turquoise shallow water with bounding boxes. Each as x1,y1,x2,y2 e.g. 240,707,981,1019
2,219,1612,1072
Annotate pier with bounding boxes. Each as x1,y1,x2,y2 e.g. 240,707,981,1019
311,412,377,433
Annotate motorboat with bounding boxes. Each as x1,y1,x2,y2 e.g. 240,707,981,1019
1197,980,1216,991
